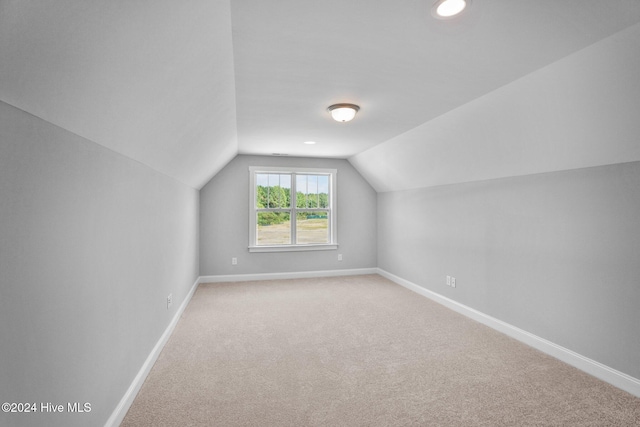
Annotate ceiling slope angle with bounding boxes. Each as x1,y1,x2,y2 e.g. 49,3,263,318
0,0,238,189
231,0,640,160
350,21,640,192
3,1,640,189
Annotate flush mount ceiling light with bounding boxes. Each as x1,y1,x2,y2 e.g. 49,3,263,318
431,0,470,19
327,103,360,122
303,141,316,145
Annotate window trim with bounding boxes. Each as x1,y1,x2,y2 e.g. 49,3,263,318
248,166,338,252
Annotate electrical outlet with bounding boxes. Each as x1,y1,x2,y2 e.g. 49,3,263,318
167,294,173,309
232,257,237,265
451,277,456,288
338,254,343,261
446,276,451,286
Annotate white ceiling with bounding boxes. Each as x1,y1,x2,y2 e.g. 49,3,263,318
0,0,238,189
2,1,640,189
351,21,640,192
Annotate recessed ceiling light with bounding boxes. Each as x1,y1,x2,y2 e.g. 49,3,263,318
303,141,316,145
327,103,360,122
431,0,470,19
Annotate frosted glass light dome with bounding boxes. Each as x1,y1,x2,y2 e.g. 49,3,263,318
432,0,470,19
327,104,360,122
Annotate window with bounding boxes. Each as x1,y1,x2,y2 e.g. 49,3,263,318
249,166,337,252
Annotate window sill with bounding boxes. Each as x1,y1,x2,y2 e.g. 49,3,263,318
248,244,338,253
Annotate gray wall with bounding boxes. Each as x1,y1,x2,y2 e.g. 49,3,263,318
378,161,640,380
200,155,377,276
0,101,199,427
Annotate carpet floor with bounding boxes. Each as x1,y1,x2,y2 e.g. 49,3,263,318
121,274,640,426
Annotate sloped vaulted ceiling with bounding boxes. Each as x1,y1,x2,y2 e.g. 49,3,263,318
350,21,640,192
0,0,238,189
2,1,640,190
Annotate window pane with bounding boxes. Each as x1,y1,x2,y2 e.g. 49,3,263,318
257,212,291,245
318,175,329,208
296,175,307,208
296,174,330,209
296,212,329,244
308,175,318,207
266,174,291,208
256,174,269,208
277,174,290,208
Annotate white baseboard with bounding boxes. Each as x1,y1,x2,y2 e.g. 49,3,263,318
199,267,378,284
377,268,640,398
104,276,201,427
106,268,639,427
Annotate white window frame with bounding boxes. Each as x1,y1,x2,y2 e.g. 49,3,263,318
249,166,338,252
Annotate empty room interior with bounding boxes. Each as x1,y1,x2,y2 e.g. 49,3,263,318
1,1,640,426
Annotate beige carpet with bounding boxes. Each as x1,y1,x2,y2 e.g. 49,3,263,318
121,274,640,426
